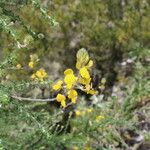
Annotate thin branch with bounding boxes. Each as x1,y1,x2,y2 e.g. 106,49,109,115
11,95,56,102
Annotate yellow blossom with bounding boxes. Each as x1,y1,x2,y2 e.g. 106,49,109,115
64,69,73,75
75,110,81,116
71,98,77,103
56,94,66,108
35,71,42,78
96,115,104,122
28,61,34,68
78,77,91,85
85,84,91,91
86,60,93,69
61,100,66,108
31,73,36,80
87,108,93,113
56,94,66,102
52,80,63,91
87,89,97,95
16,64,22,69
35,68,47,80
79,79,97,95
76,48,89,69
76,49,94,70
64,73,77,89
80,67,90,79
76,61,82,70
68,89,78,103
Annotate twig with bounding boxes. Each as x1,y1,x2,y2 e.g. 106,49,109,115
11,95,56,102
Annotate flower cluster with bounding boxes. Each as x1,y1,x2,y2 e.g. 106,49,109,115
52,48,97,107
31,68,48,81
26,54,48,82
15,54,48,83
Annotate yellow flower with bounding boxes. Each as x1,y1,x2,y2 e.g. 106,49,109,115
71,97,77,103
78,77,97,95
35,70,42,78
52,80,63,91
80,67,90,79
87,89,97,95
86,60,93,69
16,64,22,69
40,69,47,77
64,69,73,75
85,84,91,91
87,108,93,113
56,94,66,107
61,100,66,108
64,73,77,89
35,68,47,80
78,77,91,85
96,115,104,122
68,89,78,103
76,61,82,70
56,94,66,102
31,73,36,80
75,110,81,116
28,61,34,68
76,49,94,70
76,48,89,69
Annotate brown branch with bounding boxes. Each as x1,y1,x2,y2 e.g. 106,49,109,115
11,95,56,102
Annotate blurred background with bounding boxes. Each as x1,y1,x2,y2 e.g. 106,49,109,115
0,0,150,149
1,0,149,88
